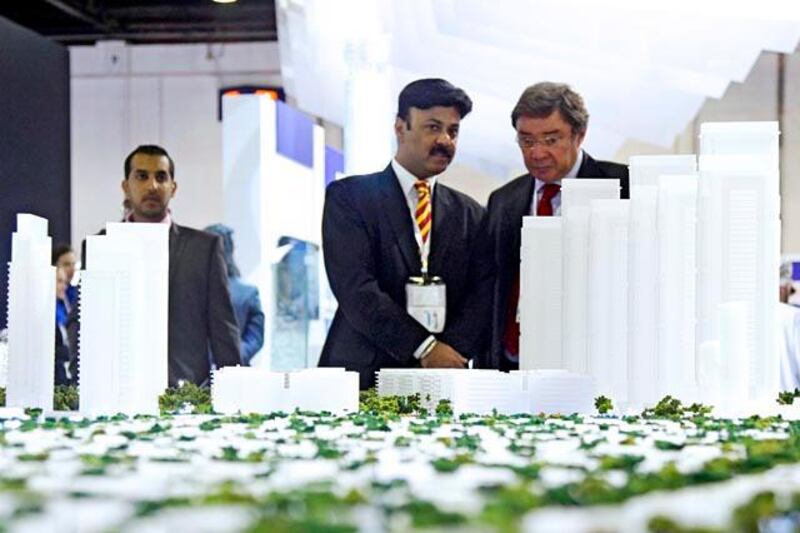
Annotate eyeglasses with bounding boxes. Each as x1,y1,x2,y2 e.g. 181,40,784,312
516,133,567,149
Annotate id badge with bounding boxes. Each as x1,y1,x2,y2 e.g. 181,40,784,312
406,276,446,333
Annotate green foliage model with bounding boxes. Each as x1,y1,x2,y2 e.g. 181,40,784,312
158,382,213,414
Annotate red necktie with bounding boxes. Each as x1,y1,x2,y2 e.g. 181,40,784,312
503,183,561,359
414,181,432,244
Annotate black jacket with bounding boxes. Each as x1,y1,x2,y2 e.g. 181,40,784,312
318,164,494,389
484,153,628,370
80,223,241,386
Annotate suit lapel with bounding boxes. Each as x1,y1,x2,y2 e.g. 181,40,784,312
378,166,421,274
168,223,185,285
429,184,453,274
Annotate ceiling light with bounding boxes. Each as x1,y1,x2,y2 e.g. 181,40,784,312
213,0,238,4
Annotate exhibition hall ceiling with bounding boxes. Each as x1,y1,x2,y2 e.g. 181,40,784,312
0,0,277,44
278,0,800,175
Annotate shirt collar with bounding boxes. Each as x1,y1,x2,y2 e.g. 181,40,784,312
534,149,584,196
392,158,438,196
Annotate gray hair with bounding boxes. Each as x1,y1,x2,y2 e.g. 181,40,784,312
511,82,589,133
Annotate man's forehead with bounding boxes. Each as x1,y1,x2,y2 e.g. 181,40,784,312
409,106,461,123
130,153,171,171
516,111,570,133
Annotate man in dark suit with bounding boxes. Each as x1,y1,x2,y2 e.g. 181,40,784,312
319,79,494,389
80,145,241,386
486,82,629,371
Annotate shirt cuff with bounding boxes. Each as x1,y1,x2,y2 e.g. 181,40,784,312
413,335,437,360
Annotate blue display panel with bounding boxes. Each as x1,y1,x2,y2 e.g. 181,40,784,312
276,101,314,169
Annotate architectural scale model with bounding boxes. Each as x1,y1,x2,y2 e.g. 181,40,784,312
376,368,594,415
696,122,780,405
79,222,169,415
515,121,780,412
561,179,620,375
212,367,359,415
520,217,563,370
6,214,55,410
628,156,698,407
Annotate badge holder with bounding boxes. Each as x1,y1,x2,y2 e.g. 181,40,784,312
406,273,446,333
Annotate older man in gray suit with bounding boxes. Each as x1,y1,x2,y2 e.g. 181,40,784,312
80,145,241,386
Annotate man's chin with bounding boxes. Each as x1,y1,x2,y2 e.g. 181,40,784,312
531,170,558,182
135,209,166,221
427,159,451,174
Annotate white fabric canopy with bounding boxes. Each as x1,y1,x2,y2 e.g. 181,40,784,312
277,0,800,177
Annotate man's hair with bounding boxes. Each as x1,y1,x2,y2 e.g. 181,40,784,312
123,145,175,180
511,82,589,133
397,78,473,125
52,243,73,266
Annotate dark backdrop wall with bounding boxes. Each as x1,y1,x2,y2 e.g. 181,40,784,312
0,17,70,328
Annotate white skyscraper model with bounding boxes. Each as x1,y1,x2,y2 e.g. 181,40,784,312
696,122,780,404
656,174,698,401
560,179,620,374
519,217,562,370
79,222,169,415
6,214,55,410
587,200,630,403
627,155,697,408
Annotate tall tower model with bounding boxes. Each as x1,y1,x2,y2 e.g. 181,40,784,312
6,214,56,410
79,222,169,415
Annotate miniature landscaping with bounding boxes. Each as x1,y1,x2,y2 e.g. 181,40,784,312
0,386,798,531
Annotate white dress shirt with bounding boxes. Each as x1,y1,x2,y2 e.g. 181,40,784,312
392,158,438,256
391,158,441,360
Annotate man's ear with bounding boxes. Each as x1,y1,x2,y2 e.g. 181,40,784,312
121,179,129,197
575,129,587,147
170,181,178,198
394,117,406,144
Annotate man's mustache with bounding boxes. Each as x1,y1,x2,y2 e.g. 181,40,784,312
430,145,453,158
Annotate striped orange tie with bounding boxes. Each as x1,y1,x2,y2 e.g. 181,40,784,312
414,180,432,243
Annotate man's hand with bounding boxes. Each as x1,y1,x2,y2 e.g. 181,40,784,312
421,341,468,368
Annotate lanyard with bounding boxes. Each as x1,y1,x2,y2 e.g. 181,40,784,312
419,228,431,276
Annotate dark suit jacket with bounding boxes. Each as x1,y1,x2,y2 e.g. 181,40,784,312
319,164,494,389
485,152,628,370
81,223,241,386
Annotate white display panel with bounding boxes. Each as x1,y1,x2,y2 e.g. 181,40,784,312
222,95,329,371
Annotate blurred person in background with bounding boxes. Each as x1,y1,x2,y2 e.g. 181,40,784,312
54,267,73,385
204,224,265,365
779,261,800,391
52,243,78,330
